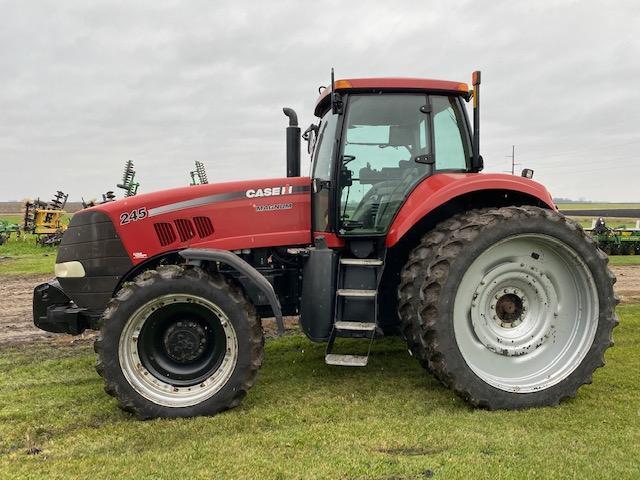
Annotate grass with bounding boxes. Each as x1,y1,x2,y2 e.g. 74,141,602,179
557,203,640,210
609,255,640,266
0,214,72,224
0,214,59,275
0,235,56,275
0,214,22,225
1,305,639,479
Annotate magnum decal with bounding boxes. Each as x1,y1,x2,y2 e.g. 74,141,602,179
255,203,293,212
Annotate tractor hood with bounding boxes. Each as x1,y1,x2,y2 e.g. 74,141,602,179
91,176,312,265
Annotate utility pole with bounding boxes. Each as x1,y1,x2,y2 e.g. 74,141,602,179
505,145,519,175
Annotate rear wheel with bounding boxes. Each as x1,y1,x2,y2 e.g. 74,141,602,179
95,265,263,419
399,206,618,409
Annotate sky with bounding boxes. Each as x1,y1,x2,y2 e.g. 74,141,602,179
1,0,639,202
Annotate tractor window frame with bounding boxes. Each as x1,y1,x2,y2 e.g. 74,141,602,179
332,92,472,237
310,110,339,181
430,95,473,173
311,107,346,233
457,95,474,170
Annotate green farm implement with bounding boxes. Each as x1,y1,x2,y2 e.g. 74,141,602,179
586,218,640,255
117,160,140,197
0,220,20,246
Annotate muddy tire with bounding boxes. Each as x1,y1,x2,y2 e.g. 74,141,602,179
398,212,483,371
399,206,618,409
95,265,263,419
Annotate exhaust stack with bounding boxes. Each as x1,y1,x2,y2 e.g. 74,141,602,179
283,108,301,177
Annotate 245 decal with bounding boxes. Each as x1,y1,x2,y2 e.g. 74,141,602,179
120,207,148,225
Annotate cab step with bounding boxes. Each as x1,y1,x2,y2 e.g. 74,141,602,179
339,258,384,266
336,289,377,297
326,244,385,368
334,321,376,331
325,353,369,367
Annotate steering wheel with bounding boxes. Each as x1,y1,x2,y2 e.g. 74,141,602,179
348,179,401,228
374,164,422,226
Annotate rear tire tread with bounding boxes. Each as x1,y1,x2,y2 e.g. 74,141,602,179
399,206,618,409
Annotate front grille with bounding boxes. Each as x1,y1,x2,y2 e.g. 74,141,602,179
56,210,132,310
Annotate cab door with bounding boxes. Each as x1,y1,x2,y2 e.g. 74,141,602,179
336,94,471,236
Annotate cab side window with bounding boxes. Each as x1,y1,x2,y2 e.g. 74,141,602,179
432,96,469,170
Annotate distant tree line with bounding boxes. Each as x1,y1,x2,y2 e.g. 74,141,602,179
552,197,592,204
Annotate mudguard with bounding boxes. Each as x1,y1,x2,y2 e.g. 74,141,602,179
386,173,555,247
179,248,284,334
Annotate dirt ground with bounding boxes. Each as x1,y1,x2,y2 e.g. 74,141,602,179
613,265,640,304
1,266,639,347
0,274,94,346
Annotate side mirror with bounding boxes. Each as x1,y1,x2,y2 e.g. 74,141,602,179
302,124,318,155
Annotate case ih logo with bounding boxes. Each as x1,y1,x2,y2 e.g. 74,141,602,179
245,185,293,198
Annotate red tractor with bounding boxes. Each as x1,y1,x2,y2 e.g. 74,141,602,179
34,71,617,418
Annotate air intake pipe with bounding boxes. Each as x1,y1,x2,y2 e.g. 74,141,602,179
283,107,301,177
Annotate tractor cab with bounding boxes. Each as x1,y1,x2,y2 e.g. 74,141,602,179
296,76,483,365
308,77,477,238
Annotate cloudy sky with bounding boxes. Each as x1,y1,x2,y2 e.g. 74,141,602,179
1,0,639,202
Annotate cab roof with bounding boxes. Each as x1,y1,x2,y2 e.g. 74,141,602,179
314,77,469,117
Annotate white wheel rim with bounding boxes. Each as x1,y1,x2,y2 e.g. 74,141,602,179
453,234,599,393
118,294,238,408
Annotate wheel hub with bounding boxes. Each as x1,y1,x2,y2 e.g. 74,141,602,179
163,320,208,363
470,261,558,357
119,294,239,408
494,290,525,328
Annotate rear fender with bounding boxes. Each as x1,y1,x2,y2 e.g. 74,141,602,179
386,173,555,247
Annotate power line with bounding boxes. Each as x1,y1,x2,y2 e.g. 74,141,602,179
504,145,520,175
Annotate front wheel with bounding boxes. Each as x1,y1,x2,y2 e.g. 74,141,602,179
95,265,263,419
399,206,618,409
